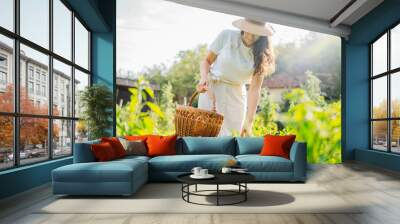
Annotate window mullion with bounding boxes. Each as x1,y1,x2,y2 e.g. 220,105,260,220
13,0,21,167
71,10,76,155
370,45,373,149
48,0,54,160
388,30,391,152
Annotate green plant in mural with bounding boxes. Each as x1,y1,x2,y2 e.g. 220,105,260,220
282,89,341,164
156,82,176,135
116,76,164,136
286,93,341,163
79,84,113,140
301,71,326,106
252,89,280,136
252,77,341,164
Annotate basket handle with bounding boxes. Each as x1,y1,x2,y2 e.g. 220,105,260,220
188,91,217,112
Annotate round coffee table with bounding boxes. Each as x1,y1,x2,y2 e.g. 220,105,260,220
177,173,255,206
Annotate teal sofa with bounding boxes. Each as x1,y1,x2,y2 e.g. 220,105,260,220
52,137,307,196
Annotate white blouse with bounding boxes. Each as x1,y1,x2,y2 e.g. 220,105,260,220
208,29,255,85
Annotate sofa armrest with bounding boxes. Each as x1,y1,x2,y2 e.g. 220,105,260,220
73,140,100,163
289,142,307,181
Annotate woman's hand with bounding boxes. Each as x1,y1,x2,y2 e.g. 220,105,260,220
198,52,217,93
242,74,264,137
240,119,253,137
196,79,208,93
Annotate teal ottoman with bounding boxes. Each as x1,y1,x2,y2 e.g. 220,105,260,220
52,156,148,196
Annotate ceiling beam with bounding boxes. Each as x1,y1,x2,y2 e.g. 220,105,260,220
330,0,368,27
167,0,351,38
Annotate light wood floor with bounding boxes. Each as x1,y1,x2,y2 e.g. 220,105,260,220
1,162,400,224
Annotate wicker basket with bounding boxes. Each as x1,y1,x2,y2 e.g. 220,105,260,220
175,91,224,137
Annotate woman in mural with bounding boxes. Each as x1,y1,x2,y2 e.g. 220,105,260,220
197,18,276,136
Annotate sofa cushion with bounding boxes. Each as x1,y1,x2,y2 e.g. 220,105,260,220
120,139,147,156
178,137,236,155
101,137,127,158
236,155,293,172
91,142,118,161
147,135,177,157
53,158,147,183
116,155,150,163
149,154,235,172
235,137,263,155
124,135,152,150
73,139,100,163
260,135,296,159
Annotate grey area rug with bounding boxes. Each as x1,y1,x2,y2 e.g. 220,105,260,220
37,183,362,214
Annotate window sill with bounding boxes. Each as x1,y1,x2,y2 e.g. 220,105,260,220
355,148,400,172
0,156,72,176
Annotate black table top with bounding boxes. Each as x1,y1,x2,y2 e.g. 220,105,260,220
177,172,255,185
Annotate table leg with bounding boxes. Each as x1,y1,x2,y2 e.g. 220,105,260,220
245,183,247,201
216,184,219,206
195,184,198,192
187,184,190,202
181,184,183,199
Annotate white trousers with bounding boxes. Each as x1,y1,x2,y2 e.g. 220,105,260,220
198,81,247,136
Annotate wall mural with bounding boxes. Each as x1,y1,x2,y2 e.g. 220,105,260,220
116,0,341,164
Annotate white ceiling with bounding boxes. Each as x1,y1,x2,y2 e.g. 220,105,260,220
168,0,384,38
225,0,352,23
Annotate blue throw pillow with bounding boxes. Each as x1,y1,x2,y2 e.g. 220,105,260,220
235,137,264,155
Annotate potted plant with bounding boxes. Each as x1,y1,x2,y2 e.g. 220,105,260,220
79,84,113,140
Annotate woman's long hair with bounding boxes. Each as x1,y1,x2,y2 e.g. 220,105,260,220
243,32,275,76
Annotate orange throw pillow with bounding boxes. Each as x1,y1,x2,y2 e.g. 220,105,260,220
101,137,126,158
260,135,296,159
146,135,177,157
91,142,117,161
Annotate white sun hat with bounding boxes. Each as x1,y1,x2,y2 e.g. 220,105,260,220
232,18,275,36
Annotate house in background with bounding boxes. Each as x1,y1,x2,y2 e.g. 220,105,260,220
116,77,160,105
262,73,303,103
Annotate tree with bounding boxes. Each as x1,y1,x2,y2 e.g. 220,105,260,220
0,85,58,151
79,84,114,140
274,34,341,101
301,71,325,106
166,44,207,103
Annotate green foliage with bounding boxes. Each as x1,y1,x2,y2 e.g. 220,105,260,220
284,94,341,164
140,44,207,103
156,82,176,135
254,86,341,164
252,89,282,136
116,76,164,136
301,71,326,106
166,44,207,103
79,84,113,140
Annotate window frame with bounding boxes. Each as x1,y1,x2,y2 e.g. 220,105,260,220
0,0,92,171
370,20,400,154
